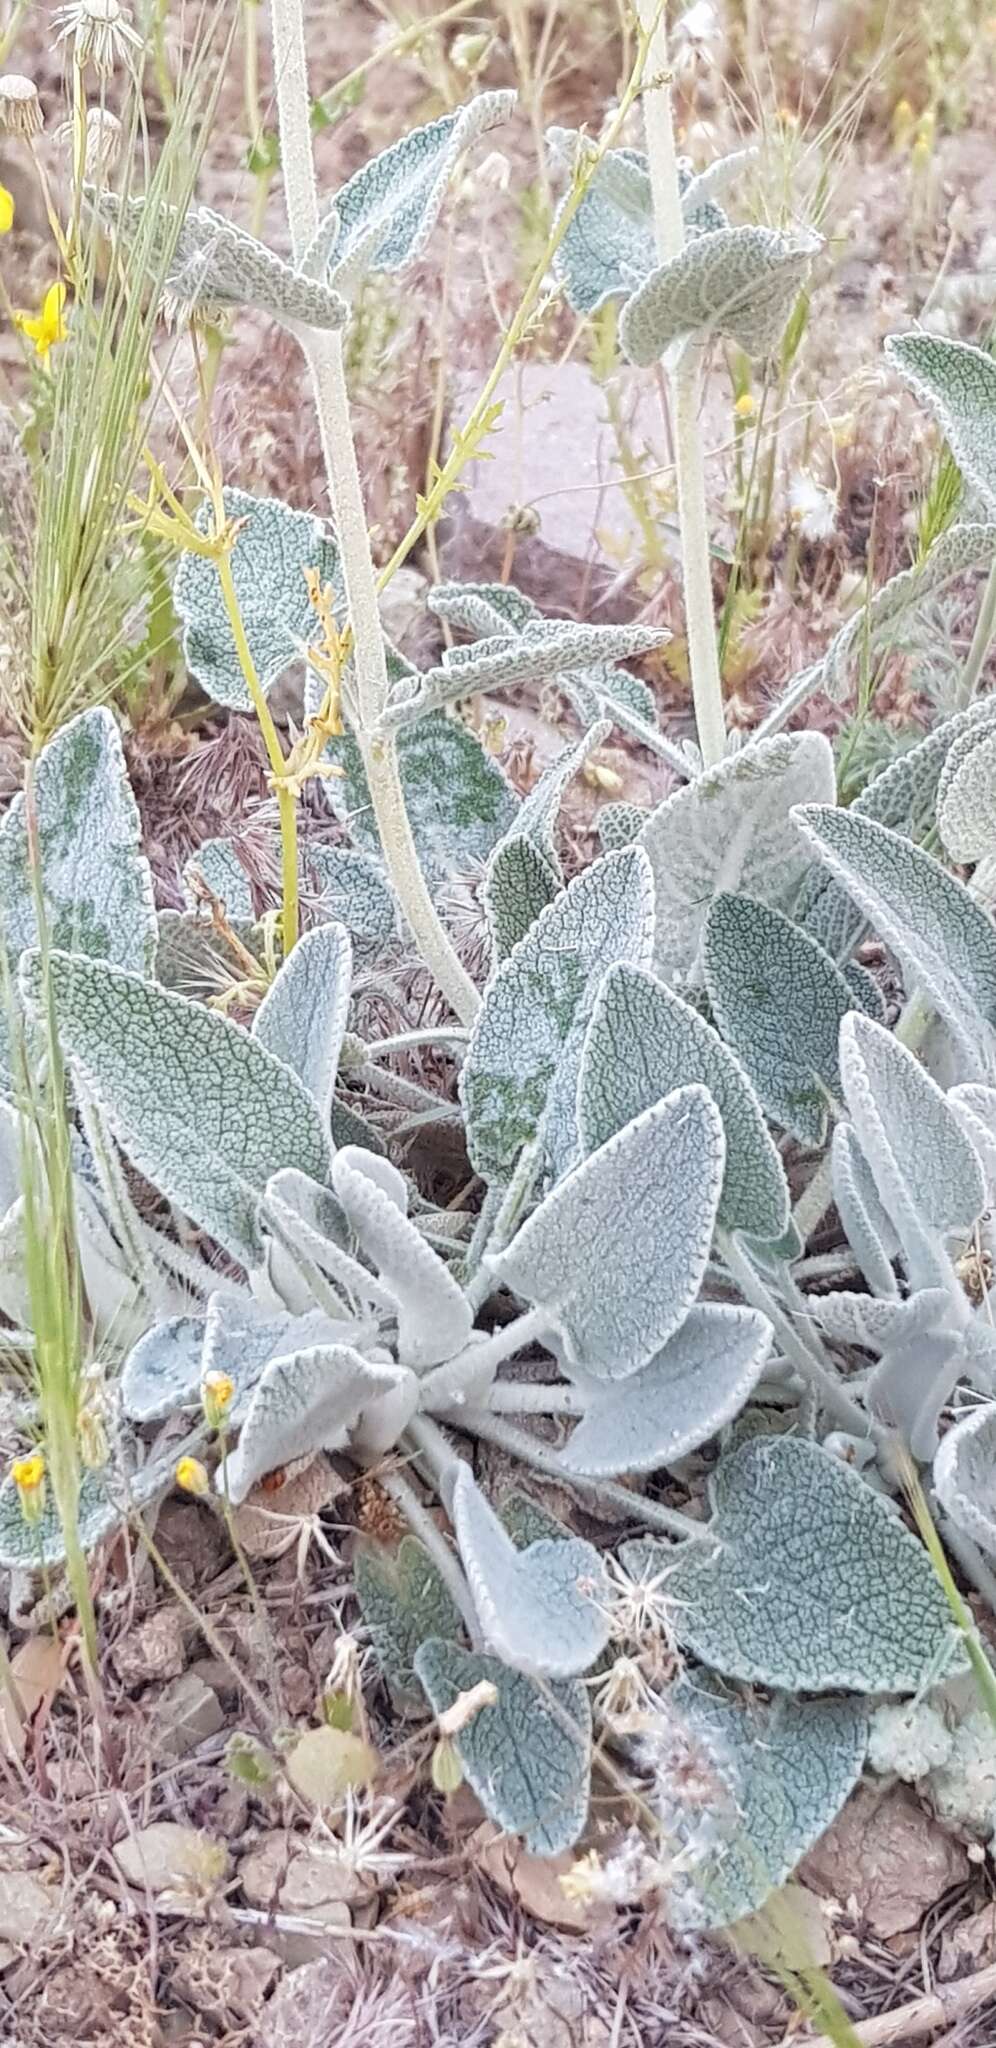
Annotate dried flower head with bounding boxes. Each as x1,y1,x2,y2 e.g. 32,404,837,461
54,0,142,78
12,1451,46,1525
0,74,42,136
57,104,121,177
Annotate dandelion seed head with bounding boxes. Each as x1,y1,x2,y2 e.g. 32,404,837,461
54,0,143,79
0,74,42,136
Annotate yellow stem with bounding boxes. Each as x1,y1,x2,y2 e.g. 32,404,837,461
215,552,299,954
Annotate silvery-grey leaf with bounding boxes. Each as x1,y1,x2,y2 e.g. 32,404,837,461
324,94,515,291
0,1446,178,1570
182,838,254,922
831,1122,899,1297
154,909,258,999
842,960,887,1020
491,1086,724,1380
414,1639,591,1855
658,1434,956,1691
317,714,519,890
949,1082,996,1194
484,836,561,963
937,725,996,863
578,963,788,1241
174,489,341,712
839,1012,985,1271
810,1286,953,1351
870,1328,965,1460
620,225,820,362
564,664,659,733
0,708,156,1082
794,805,996,1076
220,1343,411,1504
821,524,996,702
547,135,728,316
262,1166,395,1315
304,844,398,947
561,1303,771,1476
887,333,996,507
21,951,332,1269
451,1464,609,1678
203,1292,364,1426
331,1146,472,1367
461,845,655,1182
92,189,349,331
598,800,647,851
354,1537,465,1715
797,696,996,961
506,720,612,862
426,580,540,638
705,893,857,1145
385,619,667,728
252,923,352,1124
661,1678,867,1932
639,732,835,983
935,1402,996,1556
121,1314,207,1423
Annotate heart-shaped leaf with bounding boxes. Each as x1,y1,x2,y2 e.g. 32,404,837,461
323,93,515,291
203,1293,365,1424
461,845,655,1181
560,1303,771,1476
174,489,341,711
414,1639,591,1855
451,1464,609,1678
121,1314,208,1423
491,1087,724,1379
620,225,819,362
92,189,349,331
887,332,996,507
21,951,332,1268
639,733,835,984
578,963,788,1241
355,1537,465,1714
220,1343,412,1503
547,136,728,316
653,1435,957,1692
704,894,858,1145
794,804,996,1077
660,1678,867,1931
252,922,352,1123
331,1147,472,1368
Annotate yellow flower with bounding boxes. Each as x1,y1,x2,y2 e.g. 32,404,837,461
734,392,757,421
0,186,13,234
12,1451,46,1526
201,1370,235,1431
14,281,68,358
175,1455,210,1498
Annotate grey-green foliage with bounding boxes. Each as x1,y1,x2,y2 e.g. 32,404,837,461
414,1639,592,1855
354,1537,464,1714
220,1343,414,1504
20,950,331,1267
252,922,352,1124
303,845,398,948
491,1087,724,1379
183,838,255,923
935,1403,996,1560
0,1449,176,1571
316,711,519,890
639,732,835,984
460,845,655,1181
92,189,349,332
578,963,789,1240
887,332,996,507
451,1462,609,1678
321,94,515,294
662,1680,868,1931
629,1437,957,1692
560,1304,771,1477
547,134,730,316
620,226,820,362
384,618,668,729
819,523,996,704
937,721,996,862
174,489,341,712
484,836,561,962
795,804,996,1076
703,893,859,1145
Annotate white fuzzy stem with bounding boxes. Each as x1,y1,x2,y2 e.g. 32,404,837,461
269,0,480,1024
636,0,725,768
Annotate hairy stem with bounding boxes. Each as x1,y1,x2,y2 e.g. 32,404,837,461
376,1460,481,1645
958,556,996,708
268,0,479,1022
720,1230,875,1438
636,0,725,767
464,1410,704,1541
215,552,299,954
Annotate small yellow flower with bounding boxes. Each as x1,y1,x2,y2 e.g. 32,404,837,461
12,1451,46,1526
0,186,13,234
14,281,68,358
734,391,757,421
175,1455,210,1498
201,1370,235,1431
559,1848,604,1904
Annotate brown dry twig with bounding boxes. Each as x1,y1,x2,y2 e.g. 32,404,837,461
783,1959,996,2046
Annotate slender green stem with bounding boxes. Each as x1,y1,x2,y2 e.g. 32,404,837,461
958,556,996,708
635,0,725,767
215,551,299,954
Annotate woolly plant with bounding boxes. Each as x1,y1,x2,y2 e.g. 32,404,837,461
7,0,996,1947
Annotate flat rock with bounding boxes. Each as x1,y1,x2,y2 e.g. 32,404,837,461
800,1782,969,1936
112,1822,230,1901
939,1899,996,1980
153,1671,225,1756
113,1605,187,1687
0,1871,60,1945
239,1829,377,1915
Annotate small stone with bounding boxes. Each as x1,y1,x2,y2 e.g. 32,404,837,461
154,1671,225,1756
800,1782,970,1936
171,1941,279,2024
112,1605,187,1687
0,1871,59,1944
939,1899,996,1979
240,1829,377,1915
112,1823,230,1901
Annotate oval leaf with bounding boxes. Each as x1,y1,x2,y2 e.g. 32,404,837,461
414,1639,591,1856
561,1303,772,1477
